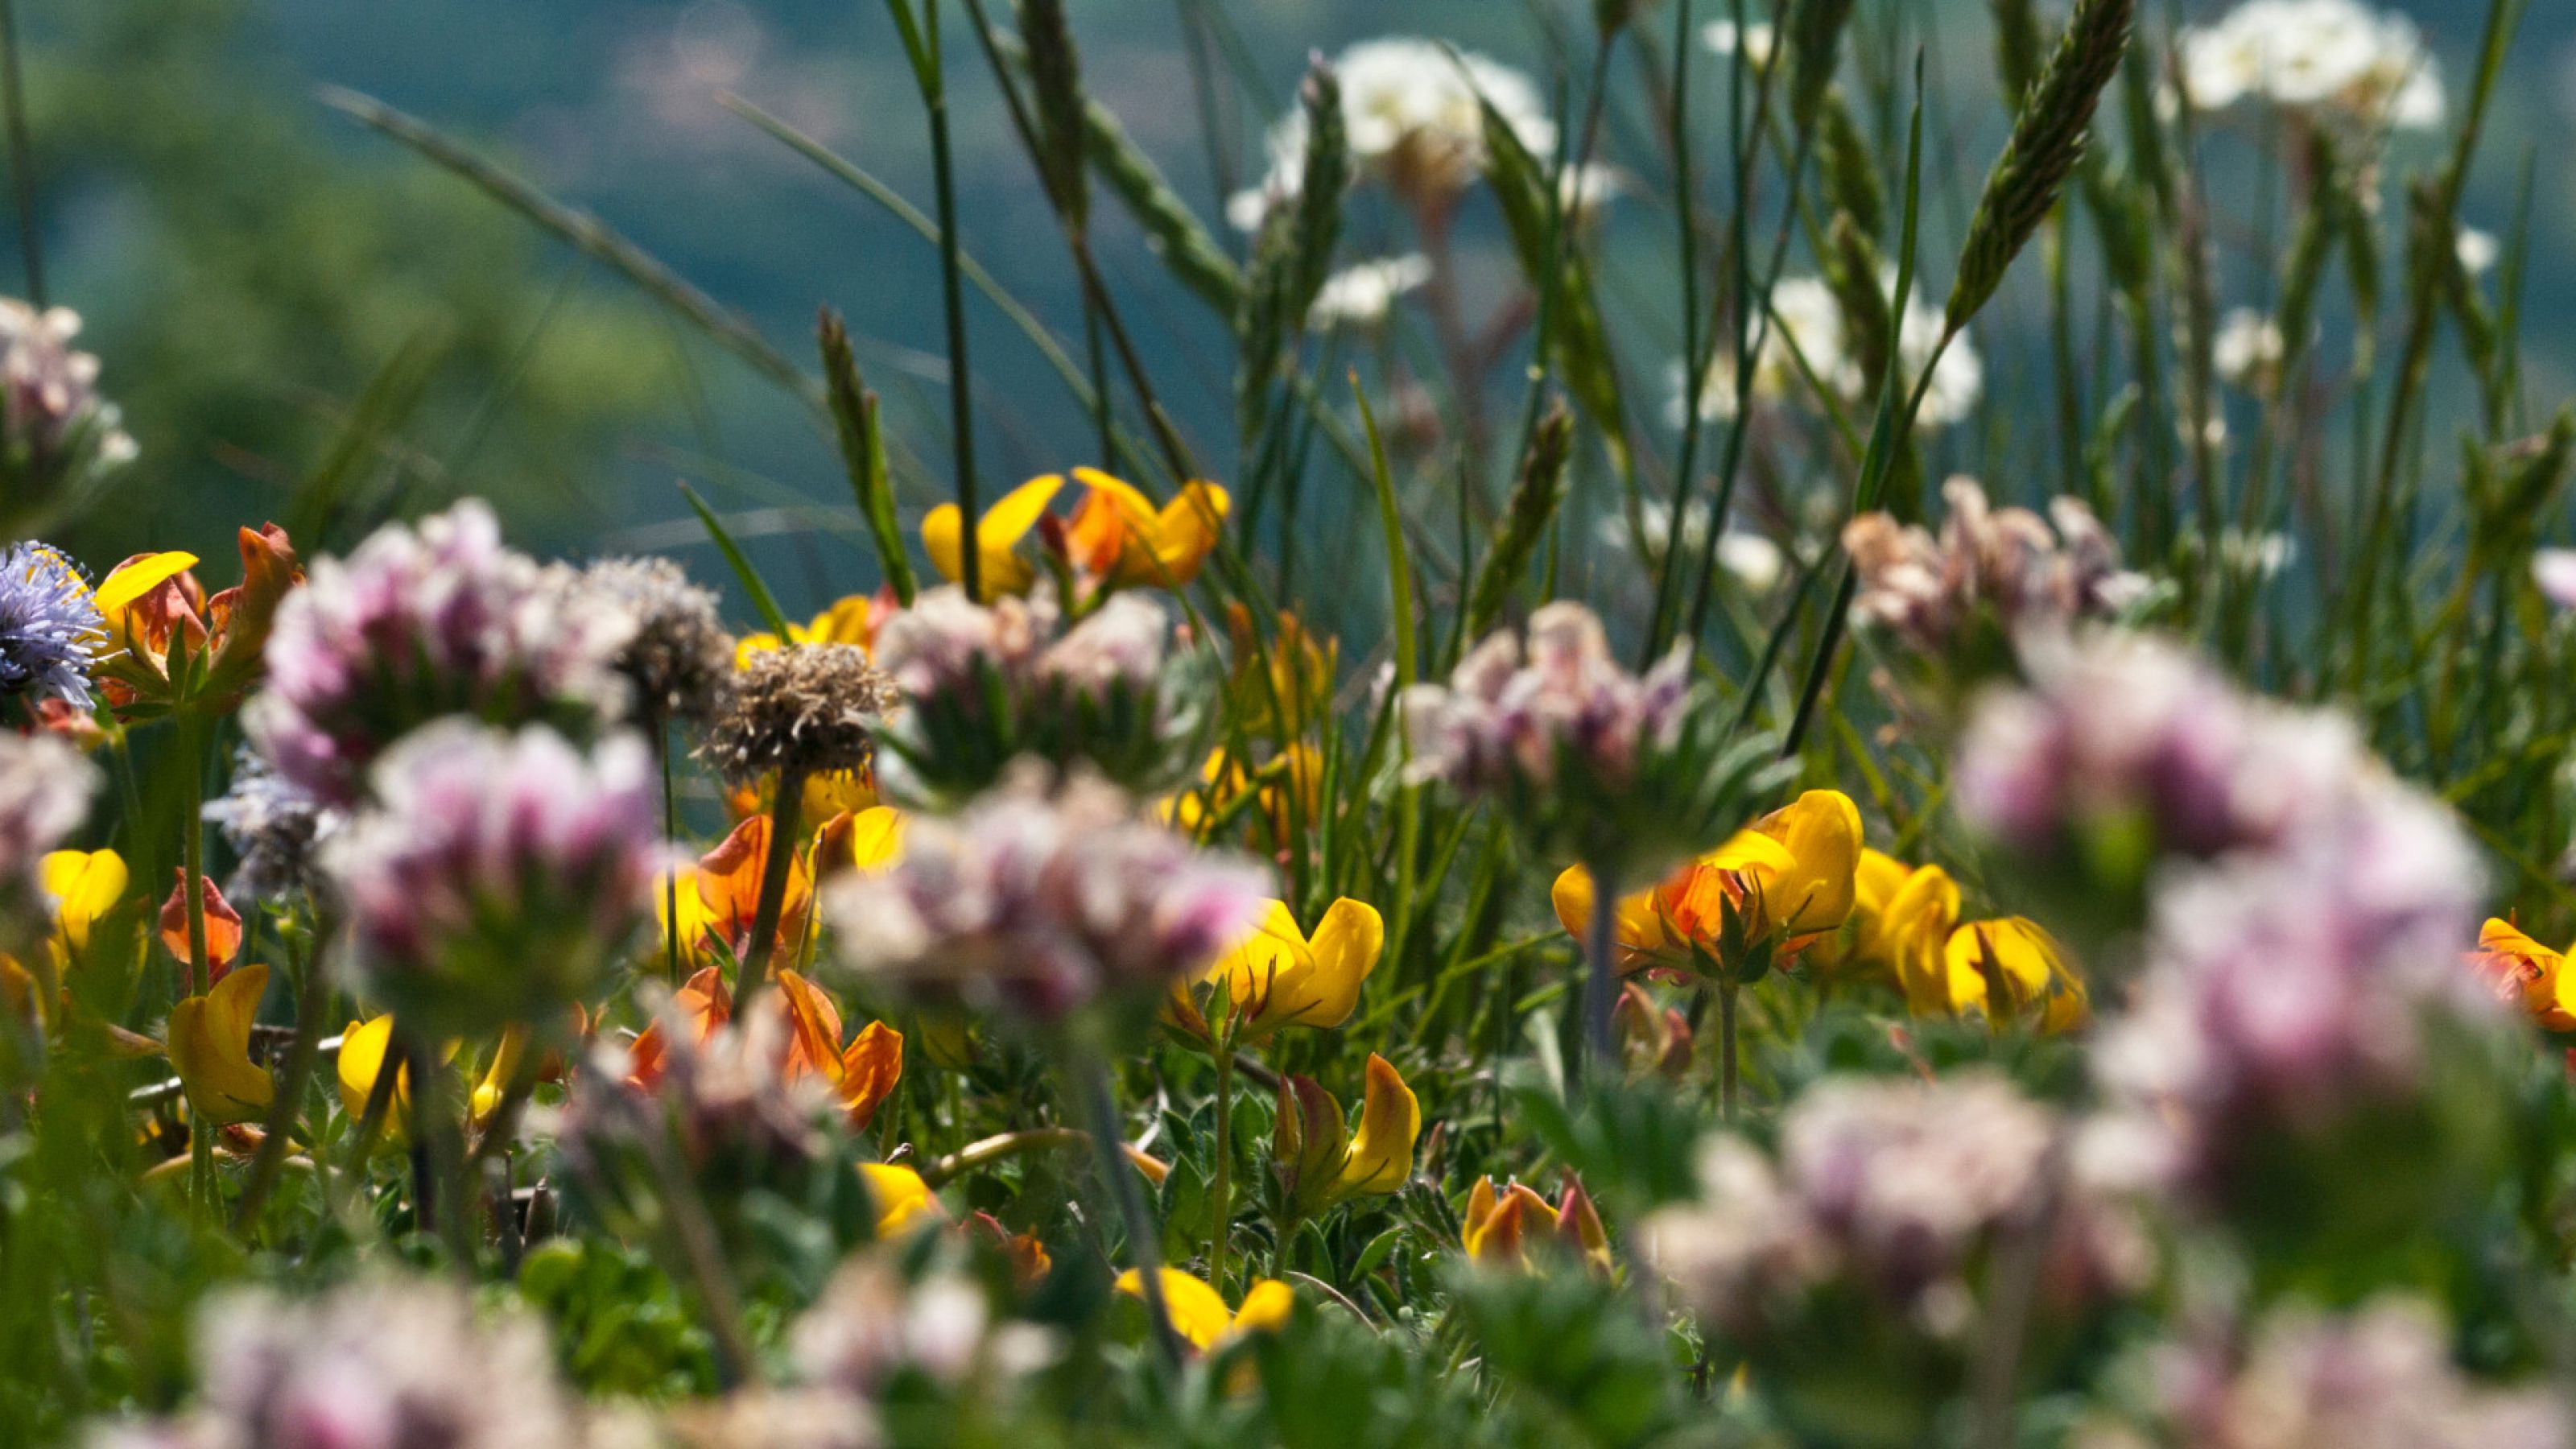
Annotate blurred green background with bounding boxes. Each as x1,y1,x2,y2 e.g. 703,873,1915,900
17,0,2570,617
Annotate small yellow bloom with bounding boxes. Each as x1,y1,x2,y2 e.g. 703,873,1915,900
167,962,273,1126
39,847,126,956
1553,790,1864,972
1167,897,1383,1046
1461,1172,1610,1274
734,592,888,668
93,551,197,626
2475,919,2576,1031
861,1162,943,1239
336,1016,463,1141
1273,1053,1420,1215
847,805,904,873
1062,468,1231,591
468,1026,530,1129
923,475,1063,597
1941,917,2086,1030
1114,1268,1293,1352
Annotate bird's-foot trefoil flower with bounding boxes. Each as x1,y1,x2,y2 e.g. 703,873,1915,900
1461,1171,1611,1275
1272,1053,1420,1218
1165,896,1383,1049
167,962,273,1127
1113,1268,1293,1352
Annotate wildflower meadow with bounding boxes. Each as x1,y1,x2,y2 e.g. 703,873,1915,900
4,0,2576,1444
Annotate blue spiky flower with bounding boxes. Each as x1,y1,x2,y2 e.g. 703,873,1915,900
0,542,101,709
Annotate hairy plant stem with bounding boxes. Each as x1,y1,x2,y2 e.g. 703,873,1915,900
1081,1055,1179,1368
1717,976,1740,1122
733,766,807,1009
232,923,332,1234
1209,1041,1235,1290
1578,861,1619,1097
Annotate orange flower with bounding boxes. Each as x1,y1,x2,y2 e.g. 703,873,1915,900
93,524,300,712
1553,790,1864,974
626,966,733,1090
1461,1172,1610,1274
1060,468,1231,592
683,816,813,963
775,969,905,1129
158,869,243,988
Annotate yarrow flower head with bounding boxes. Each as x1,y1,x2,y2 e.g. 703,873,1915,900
247,499,633,803
0,300,136,534
1645,1071,2149,1368
327,721,662,1035
1843,479,2148,691
824,763,1269,1034
1228,38,1554,228
0,542,103,709
870,587,1203,802
2088,1296,2567,1449
573,555,734,723
2178,0,2442,131
1667,275,1986,433
1402,602,1765,878
84,1273,582,1449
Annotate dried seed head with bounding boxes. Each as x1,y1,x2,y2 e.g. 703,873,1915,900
704,642,898,786
576,555,733,723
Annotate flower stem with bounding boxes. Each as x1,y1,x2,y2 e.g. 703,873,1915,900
232,921,331,1234
1209,1043,1235,1291
1578,861,1619,1097
1718,976,1740,1123
1081,1055,1179,1367
734,766,806,1009
178,717,210,1000
654,712,682,985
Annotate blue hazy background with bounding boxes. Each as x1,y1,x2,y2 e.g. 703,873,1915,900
21,0,2572,617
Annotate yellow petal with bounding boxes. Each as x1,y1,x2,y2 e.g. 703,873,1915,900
848,806,905,873
1116,1267,1233,1352
1147,481,1231,585
931,474,1064,596
41,848,126,953
94,551,197,617
169,963,272,1126
336,1014,394,1123
861,1162,942,1239
1209,900,1319,1039
1551,865,1667,957
1282,898,1381,1030
1749,789,1863,935
922,503,969,584
1334,1054,1419,1200
471,1026,530,1128
1229,1278,1294,1336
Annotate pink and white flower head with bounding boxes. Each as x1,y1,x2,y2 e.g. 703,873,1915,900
86,1273,580,1449
327,720,663,1034
2106,1295,2566,1449
561,987,831,1188
793,1251,1059,1399
248,499,634,803
824,762,1268,1028
1402,601,1690,798
1645,1070,2149,1343
1956,630,2365,863
1843,477,2147,671
0,729,94,910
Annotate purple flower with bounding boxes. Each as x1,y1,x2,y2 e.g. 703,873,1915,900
823,763,1269,1026
0,542,103,708
327,721,662,1032
247,500,632,803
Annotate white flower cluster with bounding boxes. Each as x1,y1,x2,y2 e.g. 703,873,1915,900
2178,0,2442,130
1228,38,1554,229
1310,254,1434,329
1667,276,1985,432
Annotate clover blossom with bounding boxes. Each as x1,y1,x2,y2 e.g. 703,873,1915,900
0,542,103,709
0,729,97,912
793,1250,1059,1397
327,721,662,1034
824,764,1268,1029
247,499,632,803
0,301,136,530
85,1273,580,1449
574,555,733,724
1843,479,2146,675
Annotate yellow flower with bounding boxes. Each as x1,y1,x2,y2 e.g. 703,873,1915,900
1552,790,1864,972
1163,745,1323,843
923,475,1063,597
93,551,197,634
335,1015,464,1141
1166,897,1382,1046
467,1026,530,1129
861,1162,943,1238
1273,1054,1420,1215
846,805,904,873
1460,1173,1610,1274
167,962,273,1126
733,592,887,668
39,847,126,957
1061,468,1231,591
2475,919,2576,1032
1114,1268,1293,1352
